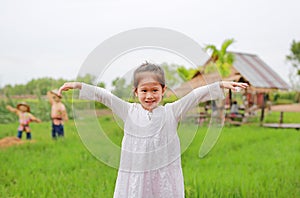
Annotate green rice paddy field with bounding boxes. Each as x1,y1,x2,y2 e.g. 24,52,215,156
0,112,299,198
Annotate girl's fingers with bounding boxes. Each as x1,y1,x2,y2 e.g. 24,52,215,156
58,84,69,96
57,89,63,96
58,82,77,96
238,83,249,88
58,82,81,96
221,81,249,90
232,82,248,91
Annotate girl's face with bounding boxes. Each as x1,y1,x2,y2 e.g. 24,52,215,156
135,74,166,112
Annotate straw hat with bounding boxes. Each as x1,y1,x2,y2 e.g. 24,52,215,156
17,102,30,112
50,89,62,99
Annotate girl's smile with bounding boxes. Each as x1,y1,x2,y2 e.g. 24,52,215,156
135,76,166,112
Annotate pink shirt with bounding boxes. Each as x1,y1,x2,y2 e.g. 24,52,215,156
18,112,31,131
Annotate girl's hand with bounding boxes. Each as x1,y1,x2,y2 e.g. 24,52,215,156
220,81,248,91
58,82,82,96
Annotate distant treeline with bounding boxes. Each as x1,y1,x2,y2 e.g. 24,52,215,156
0,63,187,97
0,74,100,96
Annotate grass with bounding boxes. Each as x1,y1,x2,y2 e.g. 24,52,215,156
0,121,118,197
0,113,300,197
183,126,300,197
263,111,300,123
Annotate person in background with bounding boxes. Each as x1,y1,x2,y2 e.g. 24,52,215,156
47,89,68,139
6,102,41,140
230,100,239,115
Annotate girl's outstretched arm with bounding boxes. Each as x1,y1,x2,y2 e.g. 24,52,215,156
58,82,82,96
58,82,131,122
169,81,248,121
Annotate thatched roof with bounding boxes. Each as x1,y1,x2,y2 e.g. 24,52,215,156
169,52,290,97
231,52,289,90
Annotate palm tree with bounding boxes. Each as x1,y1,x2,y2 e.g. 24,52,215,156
176,66,199,82
204,39,235,77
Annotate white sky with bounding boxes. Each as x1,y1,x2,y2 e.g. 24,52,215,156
0,0,299,88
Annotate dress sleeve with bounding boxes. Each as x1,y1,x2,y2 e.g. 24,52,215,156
169,82,225,121
79,83,130,121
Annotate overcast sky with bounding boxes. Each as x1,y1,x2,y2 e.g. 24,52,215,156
0,0,299,88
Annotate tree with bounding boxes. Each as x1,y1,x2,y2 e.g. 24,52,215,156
161,63,184,88
204,39,235,77
286,40,300,93
176,66,199,82
111,77,132,98
97,81,106,88
286,40,300,76
76,74,97,84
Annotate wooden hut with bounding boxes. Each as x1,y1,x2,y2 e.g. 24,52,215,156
168,52,290,121
170,52,289,102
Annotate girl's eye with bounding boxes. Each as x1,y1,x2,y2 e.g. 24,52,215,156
153,90,158,92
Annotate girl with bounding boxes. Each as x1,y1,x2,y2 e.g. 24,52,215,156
58,63,248,198
6,102,41,140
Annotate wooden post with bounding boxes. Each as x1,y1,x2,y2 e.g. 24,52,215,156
260,107,265,126
229,89,232,107
279,112,283,124
260,93,266,125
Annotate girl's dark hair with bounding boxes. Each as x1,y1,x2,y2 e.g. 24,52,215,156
133,62,166,89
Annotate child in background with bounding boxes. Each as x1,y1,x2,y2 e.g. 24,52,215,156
6,102,41,140
230,100,239,115
47,89,68,139
58,63,248,198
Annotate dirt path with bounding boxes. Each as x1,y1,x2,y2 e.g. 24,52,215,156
271,103,300,112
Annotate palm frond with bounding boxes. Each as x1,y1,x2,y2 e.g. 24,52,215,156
220,39,235,55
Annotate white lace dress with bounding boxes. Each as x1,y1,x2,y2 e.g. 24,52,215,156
79,82,224,198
